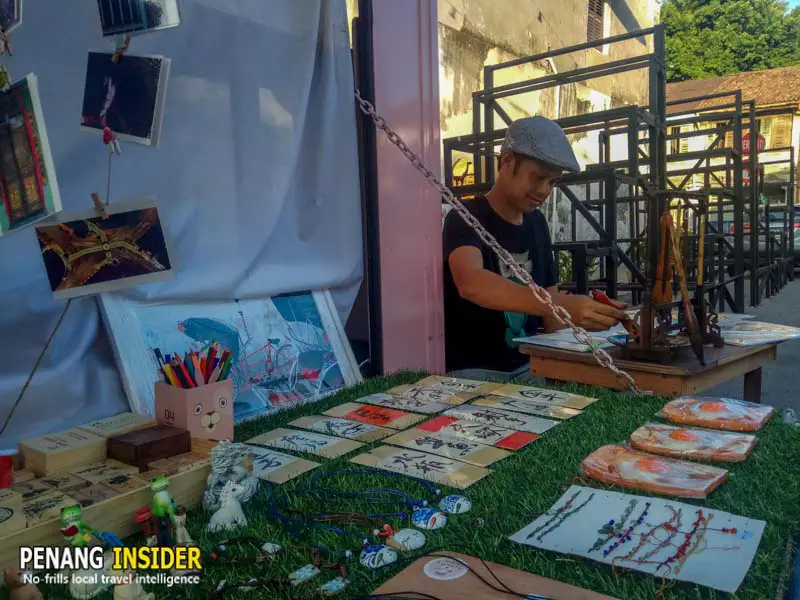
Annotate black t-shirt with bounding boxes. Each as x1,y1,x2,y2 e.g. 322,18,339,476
443,195,558,372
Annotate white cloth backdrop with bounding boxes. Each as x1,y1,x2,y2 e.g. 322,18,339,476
0,0,363,448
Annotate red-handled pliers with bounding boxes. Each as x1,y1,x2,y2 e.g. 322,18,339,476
591,290,639,338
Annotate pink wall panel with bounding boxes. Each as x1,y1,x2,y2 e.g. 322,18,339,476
371,0,445,374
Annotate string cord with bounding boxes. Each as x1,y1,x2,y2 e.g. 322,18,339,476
1,129,117,439
0,299,72,436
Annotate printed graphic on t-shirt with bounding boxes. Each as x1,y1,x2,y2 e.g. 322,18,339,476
499,251,533,348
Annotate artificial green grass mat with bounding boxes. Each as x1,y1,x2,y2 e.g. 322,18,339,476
19,372,800,600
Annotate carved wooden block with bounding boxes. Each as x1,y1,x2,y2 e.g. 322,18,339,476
78,412,157,439
107,425,191,470
18,429,107,475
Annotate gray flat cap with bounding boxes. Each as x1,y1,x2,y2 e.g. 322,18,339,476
500,116,580,173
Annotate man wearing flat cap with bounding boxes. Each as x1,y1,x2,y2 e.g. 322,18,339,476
443,116,625,374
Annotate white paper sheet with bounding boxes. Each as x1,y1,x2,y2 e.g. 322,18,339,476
509,485,765,593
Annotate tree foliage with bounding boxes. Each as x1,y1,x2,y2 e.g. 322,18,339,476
661,0,800,82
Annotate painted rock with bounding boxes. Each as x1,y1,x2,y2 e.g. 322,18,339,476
359,544,398,569
411,508,447,530
439,495,472,514
387,528,426,551
261,542,282,554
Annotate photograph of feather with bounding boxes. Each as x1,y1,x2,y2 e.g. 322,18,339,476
35,197,175,299
80,51,170,146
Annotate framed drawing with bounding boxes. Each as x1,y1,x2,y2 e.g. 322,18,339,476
99,290,362,422
96,0,181,37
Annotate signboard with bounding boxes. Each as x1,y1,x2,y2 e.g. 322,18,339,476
742,132,766,155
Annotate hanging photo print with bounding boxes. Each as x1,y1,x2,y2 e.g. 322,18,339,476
81,51,170,146
0,0,21,34
96,0,180,37
0,74,62,236
35,196,175,299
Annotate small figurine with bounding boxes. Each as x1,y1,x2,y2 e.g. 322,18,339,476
134,508,158,546
203,441,258,512
3,566,43,600
150,476,176,546
60,504,98,548
173,506,194,546
207,481,247,532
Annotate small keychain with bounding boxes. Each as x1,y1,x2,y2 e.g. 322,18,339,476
376,525,426,551
411,507,447,530
112,35,131,63
288,564,320,586
0,64,10,92
0,28,11,56
439,495,472,514
103,126,121,155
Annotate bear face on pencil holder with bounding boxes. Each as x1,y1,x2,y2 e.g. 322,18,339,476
154,379,234,441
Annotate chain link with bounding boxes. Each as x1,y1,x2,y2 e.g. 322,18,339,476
354,89,645,395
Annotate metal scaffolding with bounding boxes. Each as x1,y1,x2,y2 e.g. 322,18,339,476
440,24,794,363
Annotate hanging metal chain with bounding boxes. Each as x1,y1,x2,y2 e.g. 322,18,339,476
354,89,644,395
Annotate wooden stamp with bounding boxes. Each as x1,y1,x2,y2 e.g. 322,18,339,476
471,395,583,420
444,405,558,435
355,392,451,414
12,480,54,503
146,453,210,476
107,425,191,470
23,491,76,526
0,503,25,537
245,445,319,484
37,472,86,491
12,470,35,484
69,460,140,483
154,379,234,441
288,416,394,442
383,429,509,468
417,415,539,451
18,429,107,475
351,446,490,489
489,384,597,410
324,402,425,430
70,483,118,505
100,474,148,493
0,488,22,511
388,384,480,406
78,412,156,438
247,428,363,460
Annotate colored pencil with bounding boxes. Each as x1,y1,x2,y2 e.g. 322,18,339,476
175,359,196,389
191,352,204,386
162,364,179,387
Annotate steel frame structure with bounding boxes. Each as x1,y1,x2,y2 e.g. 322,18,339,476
440,25,767,362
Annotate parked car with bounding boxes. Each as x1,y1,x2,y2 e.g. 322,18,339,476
726,211,800,274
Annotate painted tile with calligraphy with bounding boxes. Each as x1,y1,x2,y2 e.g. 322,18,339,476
324,402,425,430
247,428,363,460
245,444,319,484
351,446,489,489
388,384,478,406
418,416,539,450
444,404,558,435
384,429,509,467
356,392,450,414
489,384,597,410
471,395,582,420
414,375,501,395
289,415,393,442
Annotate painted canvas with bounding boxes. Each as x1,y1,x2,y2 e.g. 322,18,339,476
35,197,174,299
100,291,361,421
96,0,180,37
510,485,765,593
81,51,170,146
0,74,62,236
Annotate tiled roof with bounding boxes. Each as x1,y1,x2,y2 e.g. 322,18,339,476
666,66,800,114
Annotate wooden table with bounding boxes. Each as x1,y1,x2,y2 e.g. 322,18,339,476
519,343,777,402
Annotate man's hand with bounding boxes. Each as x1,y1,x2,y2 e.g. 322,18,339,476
554,294,626,331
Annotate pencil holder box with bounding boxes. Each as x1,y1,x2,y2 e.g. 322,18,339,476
154,379,234,441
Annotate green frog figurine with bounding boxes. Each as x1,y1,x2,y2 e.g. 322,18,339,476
60,504,97,547
150,475,176,546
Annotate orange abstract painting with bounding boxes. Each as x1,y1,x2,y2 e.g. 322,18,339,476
630,423,756,462
660,397,774,432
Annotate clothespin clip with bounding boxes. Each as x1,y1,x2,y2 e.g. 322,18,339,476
111,35,131,63
103,126,121,155
0,65,10,93
91,192,109,219
0,29,11,56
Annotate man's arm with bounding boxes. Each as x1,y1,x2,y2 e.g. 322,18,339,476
448,247,624,331
542,285,562,333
